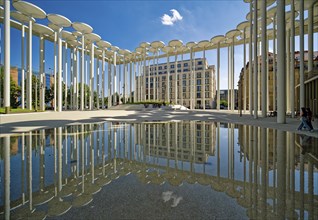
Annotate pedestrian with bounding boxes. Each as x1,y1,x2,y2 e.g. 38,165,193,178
297,107,313,131
306,107,314,130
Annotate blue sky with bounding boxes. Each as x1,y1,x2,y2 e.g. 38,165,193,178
7,0,317,90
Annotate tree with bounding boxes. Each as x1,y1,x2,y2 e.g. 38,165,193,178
0,69,21,108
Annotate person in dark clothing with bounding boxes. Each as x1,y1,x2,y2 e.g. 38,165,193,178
306,107,314,130
297,107,312,131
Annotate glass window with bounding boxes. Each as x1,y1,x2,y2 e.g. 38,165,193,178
198,67,203,70
171,64,175,69
198,61,203,65
197,85,201,91
182,74,186,79
183,87,186,92
205,92,210,98
177,64,181,68
162,76,166,80
171,70,175,73
197,79,201,85
196,72,201,78
182,80,186,86
205,72,210,77
169,76,172,80
184,63,188,67
205,79,209,84
205,85,209,90
159,66,162,70
197,93,201,98
184,69,189,72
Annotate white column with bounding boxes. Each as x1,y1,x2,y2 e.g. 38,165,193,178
3,0,10,113
290,0,295,118
231,41,235,111
308,3,314,74
277,0,286,123
108,59,112,108
228,46,230,110
102,50,105,108
39,36,45,111
299,0,305,108
243,28,246,112
80,35,85,110
133,60,136,102
190,48,193,109
181,52,184,106
249,1,253,115
147,59,150,101
167,54,170,102
64,43,68,110
253,0,258,119
113,52,117,106
97,57,100,109
21,24,25,109
90,43,94,110
174,53,178,104
130,61,132,102
286,29,291,113
58,27,62,112
217,43,220,110
273,14,276,112
261,0,267,117
54,32,57,111
203,50,206,109
27,19,33,110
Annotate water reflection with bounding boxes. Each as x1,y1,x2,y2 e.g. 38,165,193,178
0,122,317,219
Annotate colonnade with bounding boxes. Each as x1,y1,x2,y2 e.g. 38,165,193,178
1,0,318,123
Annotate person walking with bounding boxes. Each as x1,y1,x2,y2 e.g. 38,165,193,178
297,107,313,131
306,107,314,131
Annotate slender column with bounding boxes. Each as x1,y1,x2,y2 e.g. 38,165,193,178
21,24,25,109
64,43,68,109
277,130,286,218
193,51,196,109
58,27,62,112
90,43,94,110
27,19,33,110
217,43,220,110
286,29,290,113
133,60,136,102
174,53,178,104
261,0,267,117
231,41,235,111
243,28,246,112
97,58,100,109
277,0,286,123
273,14,276,111
290,2,295,118
253,0,258,119
113,52,117,106
203,50,206,109
181,52,184,105
228,46,230,110
147,60,150,101
75,48,78,109
249,1,253,115
102,50,105,108
308,4,313,74
39,36,45,111
190,48,193,109
167,54,170,102
299,0,305,108
108,59,112,108
80,35,84,110
130,61,132,102
54,32,57,111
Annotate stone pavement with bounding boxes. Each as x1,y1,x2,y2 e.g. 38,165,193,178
0,108,317,138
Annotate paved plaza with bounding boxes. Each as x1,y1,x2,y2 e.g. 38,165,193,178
1,106,317,138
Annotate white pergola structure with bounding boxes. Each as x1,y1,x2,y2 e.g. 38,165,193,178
12,1,46,111
10,10,35,110
1,0,317,125
47,14,72,112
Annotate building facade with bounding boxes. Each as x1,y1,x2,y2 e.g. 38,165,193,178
136,58,216,109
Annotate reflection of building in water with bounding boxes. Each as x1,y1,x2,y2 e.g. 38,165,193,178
136,121,216,163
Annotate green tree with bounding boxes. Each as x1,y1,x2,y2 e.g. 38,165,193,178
0,69,21,108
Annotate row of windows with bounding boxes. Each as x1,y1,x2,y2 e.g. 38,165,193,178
149,61,203,71
145,73,211,81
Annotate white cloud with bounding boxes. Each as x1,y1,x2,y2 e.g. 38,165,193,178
161,9,183,26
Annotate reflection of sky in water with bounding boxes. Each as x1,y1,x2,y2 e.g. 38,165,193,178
0,121,317,219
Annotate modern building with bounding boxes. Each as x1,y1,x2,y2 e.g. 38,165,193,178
136,58,216,109
238,51,318,116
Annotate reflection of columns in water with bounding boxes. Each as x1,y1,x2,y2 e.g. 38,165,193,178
277,130,286,218
58,127,62,192
27,132,33,210
40,129,45,191
289,132,295,219
299,136,305,219
81,124,85,193
64,127,68,185
54,128,57,196
260,127,267,215
90,125,95,183
174,122,178,169
4,136,10,219
252,126,258,218
217,122,220,178
308,150,314,219
21,133,25,204
113,126,117,173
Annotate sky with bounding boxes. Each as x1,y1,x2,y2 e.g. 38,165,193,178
6,0,318,90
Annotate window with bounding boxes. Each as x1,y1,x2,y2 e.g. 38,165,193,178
197,85,201,91
171,64,175,69
197,93,201,98
177,64,181,68
197,79,201,85
184,63,188,67
198,67,203,70
205,72,210,77
205,92,210,98
162,76,166,80
159,72,162,75
184,69,189,72
159,66,162,70
205,85,209,91
183,93,186,98
183,87,186,92
182,74,186,79
169,76,172,80
197,72,201,78
182,80,186,86
171,70,175,73
198,61,203,65
205,79,209,84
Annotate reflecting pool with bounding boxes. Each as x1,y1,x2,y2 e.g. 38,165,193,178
0,121,317,219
